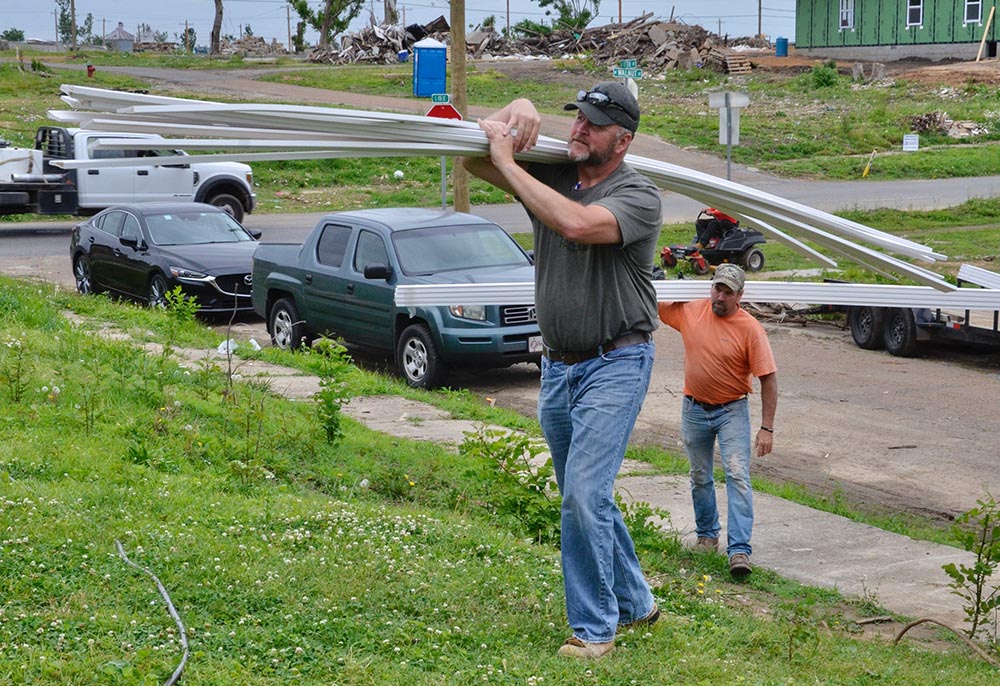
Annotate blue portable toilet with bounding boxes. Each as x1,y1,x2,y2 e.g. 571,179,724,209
413,37,447,97
775,37,789,57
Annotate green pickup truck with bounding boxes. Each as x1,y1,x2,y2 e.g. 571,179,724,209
251,208,541,389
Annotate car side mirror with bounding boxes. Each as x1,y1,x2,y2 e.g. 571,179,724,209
525,249,535,265
363,263,392,280
119,235,144,250
248,229,262,239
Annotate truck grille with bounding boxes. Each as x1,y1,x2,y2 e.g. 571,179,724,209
501,305,536,326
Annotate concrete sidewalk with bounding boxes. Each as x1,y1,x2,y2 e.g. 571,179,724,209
337,394,973,628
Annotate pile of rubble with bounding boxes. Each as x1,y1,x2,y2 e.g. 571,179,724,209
220,35,289,57
310,14,771,73
308,16,449,64
910,110,989,137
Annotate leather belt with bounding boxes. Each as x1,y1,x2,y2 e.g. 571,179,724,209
685,394,747,411
543,331,650,365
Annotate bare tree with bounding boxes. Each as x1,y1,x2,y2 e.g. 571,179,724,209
211,0,223,55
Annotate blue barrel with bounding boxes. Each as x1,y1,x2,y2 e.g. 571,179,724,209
412,38,447,97
775,37,788,57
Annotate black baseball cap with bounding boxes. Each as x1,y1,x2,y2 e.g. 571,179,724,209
564,81,640,132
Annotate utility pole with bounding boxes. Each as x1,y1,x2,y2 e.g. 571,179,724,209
618,0,622,24
70,0,77,50
53,10,59,48
451,0,469,212
758,0,763,37
287,4,292,52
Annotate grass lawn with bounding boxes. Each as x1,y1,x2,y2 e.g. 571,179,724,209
0,278,996,684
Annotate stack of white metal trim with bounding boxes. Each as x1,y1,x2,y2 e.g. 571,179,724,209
48,84,1000,309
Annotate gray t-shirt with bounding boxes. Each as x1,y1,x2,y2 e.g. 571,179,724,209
526,161,662,351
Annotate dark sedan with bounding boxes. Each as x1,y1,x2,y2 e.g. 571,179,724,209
70,202,259,313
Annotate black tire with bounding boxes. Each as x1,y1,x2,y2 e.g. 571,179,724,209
848,306,885,350
396,323,448,389
660,250,677,269
73,254,95,295
206,192,245,222
269,297,308,350
691,258,710,276
148,273,169,308
882,308,920,357
741,247,766,272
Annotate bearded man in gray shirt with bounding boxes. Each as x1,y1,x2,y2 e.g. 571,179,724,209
462,81,663,659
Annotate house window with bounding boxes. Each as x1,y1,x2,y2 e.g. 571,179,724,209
839,0,854,29
966,1,982,24
907,0,923,27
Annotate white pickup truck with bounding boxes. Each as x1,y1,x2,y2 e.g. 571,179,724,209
0,126,255,221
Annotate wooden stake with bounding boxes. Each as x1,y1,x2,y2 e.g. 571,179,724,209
976,6,995,62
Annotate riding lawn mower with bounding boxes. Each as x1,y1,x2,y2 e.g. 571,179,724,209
660,208,767,276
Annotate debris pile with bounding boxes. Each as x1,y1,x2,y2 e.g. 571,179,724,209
309,14,770,72
308,15,450,64
220,35,289,57
910,111,988,137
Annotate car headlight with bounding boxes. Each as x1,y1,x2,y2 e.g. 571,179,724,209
170,266,210,281
449,305,486,321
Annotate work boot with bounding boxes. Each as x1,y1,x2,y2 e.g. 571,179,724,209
729,553,752,579
694,536,720,553
557,636,615,659
692,242,704,250
619,604,660,631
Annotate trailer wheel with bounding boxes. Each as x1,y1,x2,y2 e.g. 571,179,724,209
848,306,885,350
883,308,920,357
206,192,245,222
740,247,766,272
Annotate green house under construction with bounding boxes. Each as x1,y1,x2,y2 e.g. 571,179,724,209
795,0,999,60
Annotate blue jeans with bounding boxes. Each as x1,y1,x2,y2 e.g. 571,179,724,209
538,341,656,643
681,396,754,557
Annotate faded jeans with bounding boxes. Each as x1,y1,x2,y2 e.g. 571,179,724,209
681,395,754,557
538,341,656,643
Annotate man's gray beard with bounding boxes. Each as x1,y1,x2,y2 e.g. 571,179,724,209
567,147,610,166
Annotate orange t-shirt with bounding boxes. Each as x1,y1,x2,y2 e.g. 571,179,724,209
660,299,777,405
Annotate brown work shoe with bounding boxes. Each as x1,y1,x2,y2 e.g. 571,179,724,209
557,636,615,659
729,553,752,579
619,604,660,631
694,536,720,553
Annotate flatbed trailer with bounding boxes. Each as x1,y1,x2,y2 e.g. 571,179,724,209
847,264,1000,356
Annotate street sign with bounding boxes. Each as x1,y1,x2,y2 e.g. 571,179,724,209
708,91,750,108
430,93,451,103
612,67,643,79
619,59,637,69
425,103,463,120
902,134,919,151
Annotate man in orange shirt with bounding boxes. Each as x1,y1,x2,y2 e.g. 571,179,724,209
658,264,777,578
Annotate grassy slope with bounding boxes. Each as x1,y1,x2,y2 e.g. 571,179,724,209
0,279,994,684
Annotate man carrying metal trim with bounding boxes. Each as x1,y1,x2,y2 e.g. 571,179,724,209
461,82,662,660
658,264,778,579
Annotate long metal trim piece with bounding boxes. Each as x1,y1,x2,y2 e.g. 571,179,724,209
395,279,1000,310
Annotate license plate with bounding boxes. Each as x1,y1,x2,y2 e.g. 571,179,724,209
528,335,543,353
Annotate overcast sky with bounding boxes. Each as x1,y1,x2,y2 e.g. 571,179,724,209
3,1,797,47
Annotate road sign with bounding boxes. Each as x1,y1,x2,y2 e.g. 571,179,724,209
612,67,643,79
425,103,463,120
619,59,637,69
902,134,919,151
430,93,451,103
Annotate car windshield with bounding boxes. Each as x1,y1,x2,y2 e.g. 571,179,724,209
392,224,530,275
145,211,253,246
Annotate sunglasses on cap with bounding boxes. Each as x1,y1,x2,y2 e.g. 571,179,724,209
576,90,628,113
